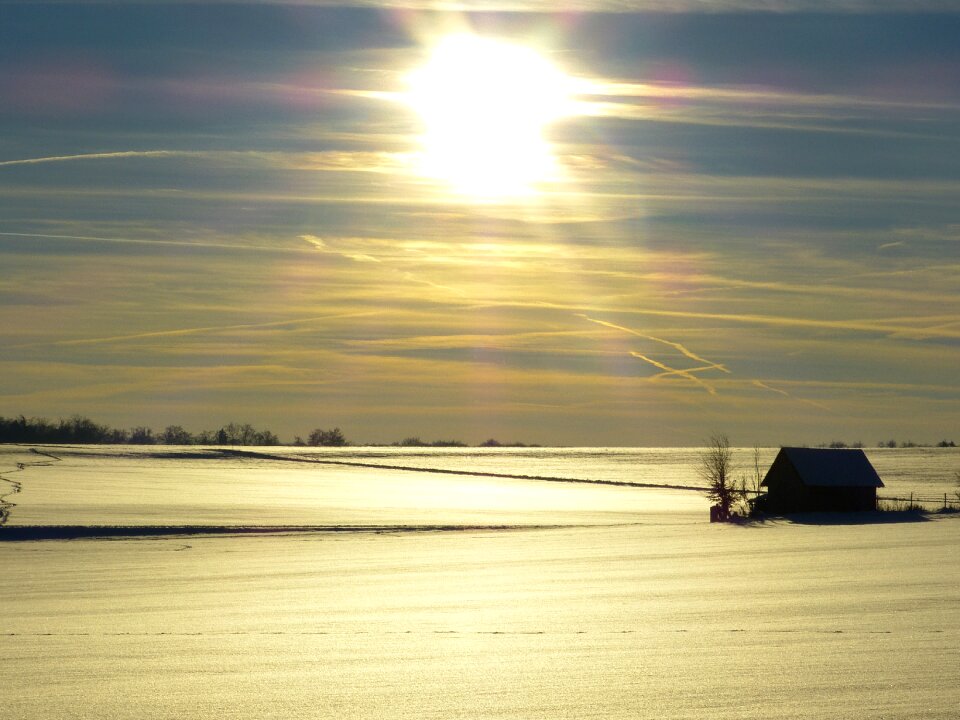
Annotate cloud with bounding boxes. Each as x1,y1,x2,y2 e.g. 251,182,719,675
301,234,381,263
751,377,960,394
580,305,960,342
577,78,960,139
344,330,598,352
684,273,959,307
25,1,960,11
585,80,960,114
0,230,319,256
0,149,412,173
10,312,383,350
278,151,414,173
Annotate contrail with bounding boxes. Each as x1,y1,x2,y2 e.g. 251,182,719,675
579,314,730,374
0,230,307,255
580,313,727,393
488,301,960,342
301,234,463,295
300,234,381,263
0,150,198,168
630,352,717,395
10,312,381,350
752,380,833,412
651,364,728,381
581,314,834,408
752,380,790,398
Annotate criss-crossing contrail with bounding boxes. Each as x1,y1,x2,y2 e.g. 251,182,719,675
579,313,728,393
630,352,718,395
651,364,729,381
583,313,837,405
579,314,730,374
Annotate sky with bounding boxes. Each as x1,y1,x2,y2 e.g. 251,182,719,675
1,2,959,446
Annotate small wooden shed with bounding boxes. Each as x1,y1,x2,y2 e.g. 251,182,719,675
759,447,884,514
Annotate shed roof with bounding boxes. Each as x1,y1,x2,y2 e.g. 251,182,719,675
763,447,884,488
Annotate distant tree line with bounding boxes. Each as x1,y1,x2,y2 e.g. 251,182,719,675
0,415,283,446
879,439,956,448
822,439,957,449
478,438,538,447
383,437,536,447
0,415,533,448
394,437,467,447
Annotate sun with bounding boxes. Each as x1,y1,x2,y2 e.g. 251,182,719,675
405,34,576,199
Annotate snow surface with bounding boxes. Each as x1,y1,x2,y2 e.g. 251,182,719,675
1,445,707,526
2,446,959,718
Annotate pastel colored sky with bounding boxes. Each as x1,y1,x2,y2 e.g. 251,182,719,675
1,2,959,446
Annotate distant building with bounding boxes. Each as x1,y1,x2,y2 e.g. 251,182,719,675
759,447,884,514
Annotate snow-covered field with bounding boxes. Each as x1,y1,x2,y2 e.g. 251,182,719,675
0,445,706,526
2,446,959,718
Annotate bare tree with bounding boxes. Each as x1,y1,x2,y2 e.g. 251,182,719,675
749,446,763,494
161,425,193,445
700,433,743,521
308,427,347,447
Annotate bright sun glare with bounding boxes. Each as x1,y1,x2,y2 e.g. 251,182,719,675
406,34,575,199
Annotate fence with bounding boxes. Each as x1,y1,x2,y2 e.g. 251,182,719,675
877,492,960,511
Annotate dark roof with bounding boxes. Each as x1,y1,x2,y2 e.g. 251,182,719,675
763,447,884,488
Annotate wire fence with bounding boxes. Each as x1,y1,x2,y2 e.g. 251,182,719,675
877,492,960,511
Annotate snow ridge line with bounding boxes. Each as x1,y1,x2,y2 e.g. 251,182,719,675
0,523,581,541
0,448,62,526
219,449,705,492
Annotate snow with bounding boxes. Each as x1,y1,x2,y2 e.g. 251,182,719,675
1,446,705,526
1,446,959,718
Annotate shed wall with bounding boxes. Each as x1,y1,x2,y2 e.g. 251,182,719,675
763,455,810,514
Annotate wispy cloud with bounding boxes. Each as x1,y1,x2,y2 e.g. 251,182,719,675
344,330,602,352
10,312,382,350
585,81,960,114
617,308,960,342
301,234,381,263
0,149,412,173
633,268,960,308
28,1,960,11
0,230,314,255
577,79,960,139
300,235,469,295
2,4,957,445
